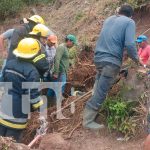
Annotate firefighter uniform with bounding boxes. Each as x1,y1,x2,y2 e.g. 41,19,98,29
0,38,44,142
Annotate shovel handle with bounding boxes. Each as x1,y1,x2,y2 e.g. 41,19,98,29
28,135,41,148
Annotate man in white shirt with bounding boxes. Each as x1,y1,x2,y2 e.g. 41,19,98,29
46,35,57,68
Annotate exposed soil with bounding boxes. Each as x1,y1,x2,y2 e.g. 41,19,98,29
0,0,150,150
134,6,150,39
69,129,145,150
37,128,146,150
0,137,30,150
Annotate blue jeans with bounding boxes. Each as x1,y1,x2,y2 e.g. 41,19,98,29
86,62,120,110
47,73,67,97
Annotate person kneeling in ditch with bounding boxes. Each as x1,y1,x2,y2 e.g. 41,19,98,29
82,4,139,130
0,38,44,142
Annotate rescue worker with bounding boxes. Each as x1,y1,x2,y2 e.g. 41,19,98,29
28,23,54,77
136,35,150,67
0,38,44,142
8,15,45,60
0,18,30,57
47,34,77,105
29,23,54,47
83,4,139,130
0,17,40,78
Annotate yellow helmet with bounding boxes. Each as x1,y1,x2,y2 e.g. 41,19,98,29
13,38,41,59
28,15,45,24
29,24,52,38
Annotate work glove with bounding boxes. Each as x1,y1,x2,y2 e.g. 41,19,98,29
119,68,128,79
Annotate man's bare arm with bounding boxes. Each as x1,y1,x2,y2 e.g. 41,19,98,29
0,35,5,51
0,35,7,58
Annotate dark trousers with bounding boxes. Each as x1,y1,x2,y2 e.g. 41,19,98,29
86,62,120,110
0,125,23,142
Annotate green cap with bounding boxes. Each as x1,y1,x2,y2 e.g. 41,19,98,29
66,34,77,44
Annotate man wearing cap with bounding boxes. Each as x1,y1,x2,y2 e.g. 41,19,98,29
28,23,54,77
43,35,58,82
29,24,54,47
47,34,77,105
46,35,57,67
53,34,77,83
136,35,150,67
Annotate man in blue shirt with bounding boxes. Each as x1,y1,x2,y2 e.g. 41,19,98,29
83,4,139,130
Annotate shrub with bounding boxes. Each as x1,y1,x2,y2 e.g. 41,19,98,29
120,0,149,8
23,0,55,5
100,96,139,139
0,0,24,20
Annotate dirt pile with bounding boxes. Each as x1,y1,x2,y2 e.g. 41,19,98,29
0,137,30,150
0,1,150,149
121,67,150,101
39,133,72,150
22,91,92,146
68,49,95,90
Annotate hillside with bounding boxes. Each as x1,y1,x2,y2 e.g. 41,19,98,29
0,0,150,150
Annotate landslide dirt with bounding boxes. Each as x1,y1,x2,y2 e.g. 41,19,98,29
0,0,150,150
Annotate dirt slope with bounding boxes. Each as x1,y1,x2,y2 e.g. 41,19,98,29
0,1,150,150
70,129,145,150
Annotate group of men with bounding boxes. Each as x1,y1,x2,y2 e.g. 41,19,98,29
0,15,78,142
0,3,150,148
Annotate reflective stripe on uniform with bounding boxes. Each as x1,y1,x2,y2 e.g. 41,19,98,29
0,119,27,129
33,54,45,63
5,69,26,79
0,114,27,124
32,100,44,109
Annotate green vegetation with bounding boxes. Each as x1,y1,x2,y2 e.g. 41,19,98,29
121,0,149,8
0,0,55,20
75,11,84,22
104,0,149,16
23,0,55,5
100,95,143,139
0,0,24,20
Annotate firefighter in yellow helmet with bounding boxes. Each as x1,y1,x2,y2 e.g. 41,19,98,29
8,15,45,60
28,24,55,77
27,15,45,25
0,38,44,142
29,23,54,46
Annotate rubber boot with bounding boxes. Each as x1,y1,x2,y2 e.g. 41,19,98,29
83,106,104,130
